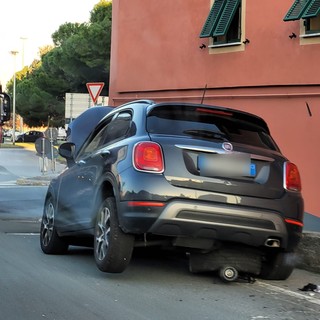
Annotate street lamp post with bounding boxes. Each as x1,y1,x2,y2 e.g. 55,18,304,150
10,50,19,145
19,37,27,132
20,37,27,68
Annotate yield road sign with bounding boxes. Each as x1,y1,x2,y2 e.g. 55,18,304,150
86,82,105,104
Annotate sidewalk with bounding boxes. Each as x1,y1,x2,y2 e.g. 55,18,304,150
16,172,62,186
2,141,66,185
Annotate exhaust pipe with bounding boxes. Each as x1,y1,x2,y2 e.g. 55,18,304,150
264,238,281,248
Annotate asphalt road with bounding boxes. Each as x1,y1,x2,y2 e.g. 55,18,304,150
0,147,60,222
1,228,320,320
0,185,46,221
1,147,320,320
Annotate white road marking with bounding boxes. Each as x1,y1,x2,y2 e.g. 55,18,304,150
0,182,17,186
257,281,320,306
5,233,39,236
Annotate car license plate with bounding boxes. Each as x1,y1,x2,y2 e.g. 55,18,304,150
198,153,255,177
250,163,256,177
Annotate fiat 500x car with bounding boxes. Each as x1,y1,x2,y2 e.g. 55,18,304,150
40,100,303,281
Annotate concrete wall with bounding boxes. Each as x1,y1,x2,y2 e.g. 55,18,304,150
109,0,320,231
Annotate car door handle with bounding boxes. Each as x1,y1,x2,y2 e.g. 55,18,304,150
97,150,111,158
77,160,86,166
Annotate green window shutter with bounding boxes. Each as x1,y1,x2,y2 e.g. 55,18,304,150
302,0,320,18
199,0,226,38
212,0,241,37
283,0,312,21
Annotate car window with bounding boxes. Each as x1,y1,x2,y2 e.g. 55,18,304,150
78,111,133,158
147,106,278,151
102,111,132,145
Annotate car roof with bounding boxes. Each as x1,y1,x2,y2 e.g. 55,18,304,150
117,100,271,134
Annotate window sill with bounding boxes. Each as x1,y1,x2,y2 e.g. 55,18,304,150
208,41,242,48
300,32,320,38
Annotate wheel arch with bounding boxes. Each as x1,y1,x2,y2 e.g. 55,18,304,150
45,184,59,205
91,172,121,227
97,172,120,202
44,185,61,228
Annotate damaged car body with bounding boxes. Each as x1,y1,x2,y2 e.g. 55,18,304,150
40,100,304,281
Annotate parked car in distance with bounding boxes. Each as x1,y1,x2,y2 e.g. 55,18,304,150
4,129,21,138
40,100,303,281
57,127,67,141
15,130,44,142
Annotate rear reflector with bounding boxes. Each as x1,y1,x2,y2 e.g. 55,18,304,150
284,162,302,192
133,142,164,173
285,218,304,227
128,201,165,207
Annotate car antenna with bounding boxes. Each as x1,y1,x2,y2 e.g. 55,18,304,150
200,84,207,104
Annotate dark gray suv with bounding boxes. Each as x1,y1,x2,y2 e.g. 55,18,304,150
40,100,303,281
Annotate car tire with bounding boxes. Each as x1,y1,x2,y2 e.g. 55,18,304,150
260,251,296,280
94,197,134,273
219,266,239,282
40,196,69,254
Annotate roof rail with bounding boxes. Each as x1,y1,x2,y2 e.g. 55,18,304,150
120,99,154,107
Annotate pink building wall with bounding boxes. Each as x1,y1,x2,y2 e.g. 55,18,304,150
109,0,320,222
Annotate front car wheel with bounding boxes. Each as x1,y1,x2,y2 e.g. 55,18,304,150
40,196,68,254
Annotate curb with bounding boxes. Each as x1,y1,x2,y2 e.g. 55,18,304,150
16,175,58,186
296,232,320,273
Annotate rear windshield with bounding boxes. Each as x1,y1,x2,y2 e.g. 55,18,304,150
147,105,279,151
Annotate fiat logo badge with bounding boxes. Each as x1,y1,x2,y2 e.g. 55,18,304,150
222,142,233,151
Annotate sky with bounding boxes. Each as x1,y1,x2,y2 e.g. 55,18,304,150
0,0,99,89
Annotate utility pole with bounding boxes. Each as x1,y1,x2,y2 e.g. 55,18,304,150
20,37,27,132
10,50,19,145
20,37,27,68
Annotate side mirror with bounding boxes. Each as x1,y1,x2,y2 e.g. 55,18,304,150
59,142,76,160
0,93,11,123
59,142,76,167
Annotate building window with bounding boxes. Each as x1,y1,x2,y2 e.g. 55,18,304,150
200,0,242,46
304,14,320,34
284,0,320,36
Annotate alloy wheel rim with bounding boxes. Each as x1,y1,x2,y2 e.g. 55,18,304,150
42,202,54,246
95,207,111,261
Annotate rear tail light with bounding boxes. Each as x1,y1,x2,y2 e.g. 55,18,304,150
133,142,164,173
284,162,302,192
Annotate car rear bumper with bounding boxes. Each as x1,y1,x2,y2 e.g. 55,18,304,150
119,199,302,251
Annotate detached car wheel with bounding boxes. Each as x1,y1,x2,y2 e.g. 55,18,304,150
219,266,239,282
40,196,69,254
94,197,134,273
260,251,296,280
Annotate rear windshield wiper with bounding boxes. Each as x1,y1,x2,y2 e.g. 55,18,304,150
183,129,228,141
